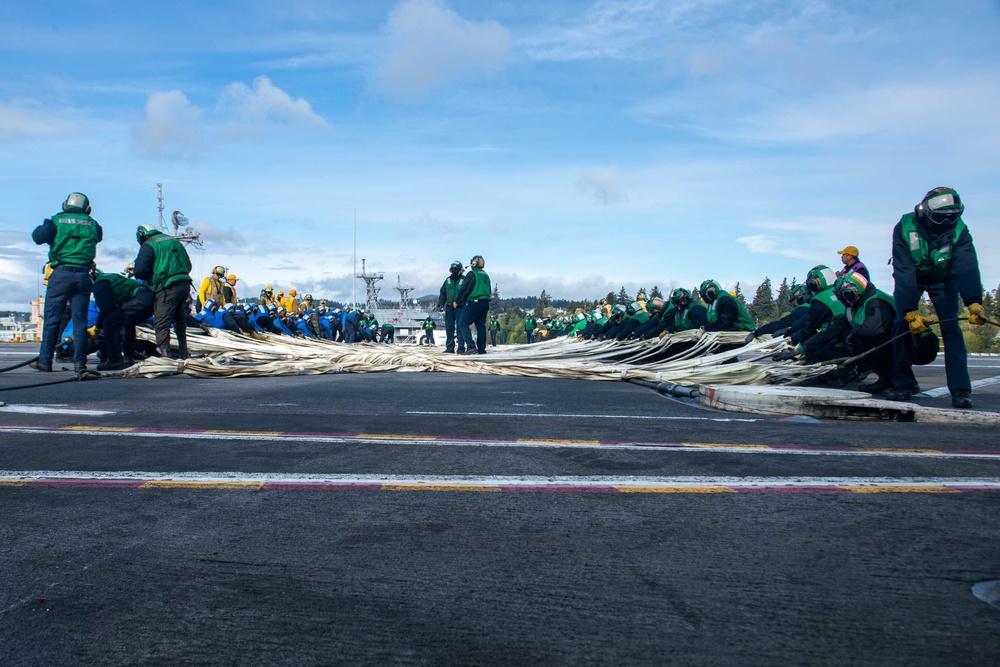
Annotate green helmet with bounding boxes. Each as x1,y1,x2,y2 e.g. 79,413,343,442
699,280,722,304
136,224,158,244
916,187,964,231
63,192,91,214
670,288,691,308
805,266,837,295
789,282,809,305
450,261,463,271
835,271,870,307
648,296,665,315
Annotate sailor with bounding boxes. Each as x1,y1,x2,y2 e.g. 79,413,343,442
222,273,239,306
667,288,708,333
786,266,844,351
750,283,811,340
835,245,870,280
32,192,103,372
700,280,755,332
422,314,436,345
279,288,299,313
885,187,985,408
614,302,650,341
92,268,154,370
133,224,193,359
438,261,466,353
524,314,536,344
380,320,395,344
258,285,276,307
198,266,226,312
456,255,492,354
489,314,500,346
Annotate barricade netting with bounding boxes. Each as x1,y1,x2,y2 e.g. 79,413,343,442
126,328,831,386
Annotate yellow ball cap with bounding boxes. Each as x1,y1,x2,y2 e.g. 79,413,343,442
837,246,860,256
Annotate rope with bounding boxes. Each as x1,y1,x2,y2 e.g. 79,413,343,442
122,327,832,387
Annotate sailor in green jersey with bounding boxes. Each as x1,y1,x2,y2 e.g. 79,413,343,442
133,224,193,359
699,280,755,332
615,301,650,340
489,314,500,346
887,187,985,408
524,314,537,343
667,288,707,333
750,283,810,340
437,261,466,353
92,269,154,371
31,192,104,372
456,255,492,354
422,315,437,345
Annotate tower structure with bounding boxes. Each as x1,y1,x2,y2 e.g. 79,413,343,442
393,275,415,309
356,259,384,312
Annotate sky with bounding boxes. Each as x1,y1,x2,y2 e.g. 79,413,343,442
2,0,999,309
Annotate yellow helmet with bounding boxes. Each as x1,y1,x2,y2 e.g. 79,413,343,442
213,265,226,277
227,274,238,281
277,290,285,297
290,288,297,296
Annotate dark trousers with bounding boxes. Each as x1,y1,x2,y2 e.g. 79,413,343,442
380,328,395,343
424,328,435,345
445,306,463,352
104,289,155,363
525,330,535,343
154,281,191,355
892,280,968,393
40,267,92,367
490,330,498,346
459,301,490,353
344,321,357,343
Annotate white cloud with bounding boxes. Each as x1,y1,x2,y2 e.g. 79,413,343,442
218,75,328,136
0,100,74,143
577,167,625,206
132,90,205,160
132,77,327,160
375,0,511,100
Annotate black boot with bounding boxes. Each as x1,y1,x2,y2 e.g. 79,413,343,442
951,390,973,409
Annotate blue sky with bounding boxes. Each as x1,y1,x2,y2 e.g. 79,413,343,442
2,0,998,309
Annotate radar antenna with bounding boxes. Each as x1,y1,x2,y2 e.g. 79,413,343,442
393,275,415,308
356,259,384,312
156,183,203,248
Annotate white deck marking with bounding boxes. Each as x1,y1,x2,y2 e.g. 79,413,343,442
0,405,117,416
913,374,1000,398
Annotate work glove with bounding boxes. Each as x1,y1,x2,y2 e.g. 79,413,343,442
87,326,100,340
452,301,458,309
904,311,932,335
844,331,860,354
658,330,668,340
745,332,756,344
968,303,987,326
772,327,789,337
772,349,797,362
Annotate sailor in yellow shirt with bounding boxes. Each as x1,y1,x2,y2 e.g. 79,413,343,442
222,273,239,306
279,288,299,313
198,265,227,312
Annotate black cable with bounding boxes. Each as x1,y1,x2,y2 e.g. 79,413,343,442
0,355,40,373
0,376,84,392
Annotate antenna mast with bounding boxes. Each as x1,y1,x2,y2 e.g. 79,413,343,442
156,183,203,248
393,275,415,308
355,259,384,313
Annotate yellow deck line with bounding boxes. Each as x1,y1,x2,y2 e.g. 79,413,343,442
139,480,265,489
836,485,959,494
62,426,137,432
616,485,738,493
382,483,501,492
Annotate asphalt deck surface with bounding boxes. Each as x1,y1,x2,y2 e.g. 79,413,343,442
1,343,998,666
